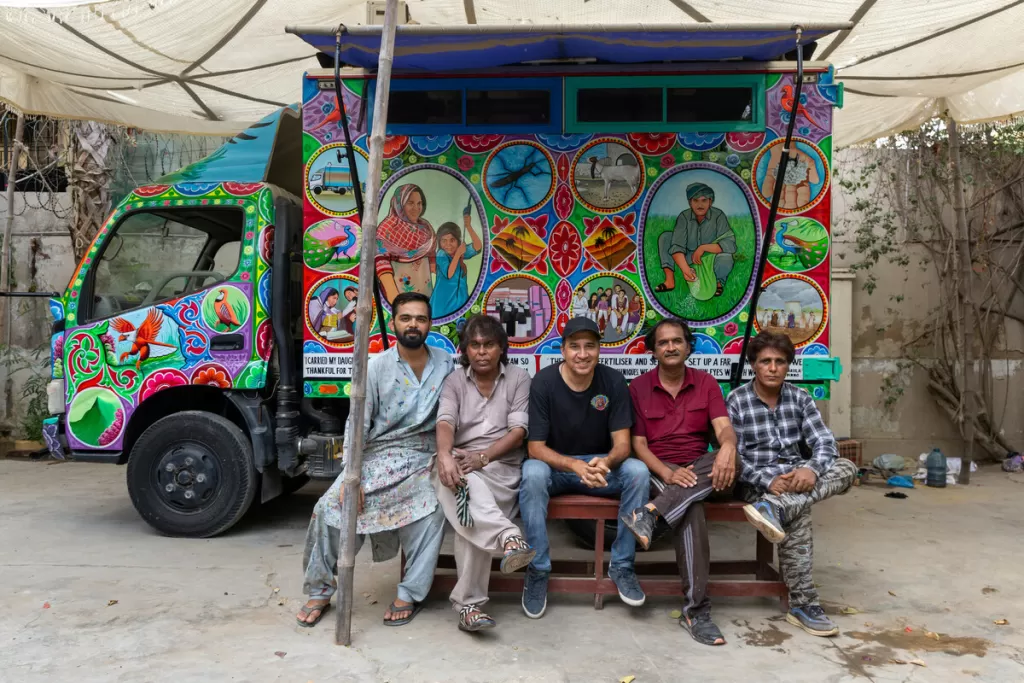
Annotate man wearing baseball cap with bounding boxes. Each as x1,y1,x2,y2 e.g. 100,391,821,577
518,316,649,618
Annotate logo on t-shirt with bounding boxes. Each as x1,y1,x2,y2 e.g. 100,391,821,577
590,394,609,411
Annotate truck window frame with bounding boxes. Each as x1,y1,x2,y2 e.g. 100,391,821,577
565,74,765,133
367,77,563,135
76,206,246,325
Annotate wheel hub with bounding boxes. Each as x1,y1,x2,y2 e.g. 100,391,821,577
155,445,219,511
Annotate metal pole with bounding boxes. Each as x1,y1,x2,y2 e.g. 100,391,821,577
335,0,399,647
731,28,805,389
947,112,976,484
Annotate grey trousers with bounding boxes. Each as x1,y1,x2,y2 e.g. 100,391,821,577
432,460,523,611
302,496,445,604
739,457,858,608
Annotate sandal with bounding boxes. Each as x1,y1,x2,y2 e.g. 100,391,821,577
680,612,726,646
295,601,331,628
715,281,724,296
500,534,537,574
383,600,423,627
655,283,673,292
458,604,496,632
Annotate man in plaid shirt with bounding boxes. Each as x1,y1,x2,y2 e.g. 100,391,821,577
727,332,857,638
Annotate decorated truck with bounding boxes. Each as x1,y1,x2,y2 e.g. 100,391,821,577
28,24,845,537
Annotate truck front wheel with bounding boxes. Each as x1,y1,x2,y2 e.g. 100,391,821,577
126,411,257,538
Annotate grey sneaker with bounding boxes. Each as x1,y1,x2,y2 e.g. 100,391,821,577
787,604,839,637
608,566,646,607
621,506,657,550
522,567,549,619
743,500,786,543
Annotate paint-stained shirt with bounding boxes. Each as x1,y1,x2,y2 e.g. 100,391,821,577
727,381,837,492
436,363,531,463
323,345,455,534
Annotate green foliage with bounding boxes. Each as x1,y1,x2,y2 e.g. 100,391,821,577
833,160,909,296
879,360,913,413
1,344,50,442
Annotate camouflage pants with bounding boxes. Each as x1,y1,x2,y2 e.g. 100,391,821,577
740,458,858,608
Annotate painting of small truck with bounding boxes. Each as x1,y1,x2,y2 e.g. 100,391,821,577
308,162,365,196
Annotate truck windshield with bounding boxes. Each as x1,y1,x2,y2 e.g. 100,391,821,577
83,208,244,323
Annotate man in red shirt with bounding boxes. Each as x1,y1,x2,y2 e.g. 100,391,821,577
622,318,739,646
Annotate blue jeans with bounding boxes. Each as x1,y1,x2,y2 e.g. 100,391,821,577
519,455,650,572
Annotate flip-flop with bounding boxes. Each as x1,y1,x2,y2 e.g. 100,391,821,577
296,602,331,628
383,600,423,627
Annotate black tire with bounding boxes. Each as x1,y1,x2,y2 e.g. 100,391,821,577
566,517,672,552
126,411,257,538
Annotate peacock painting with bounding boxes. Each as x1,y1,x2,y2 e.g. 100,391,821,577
767,218,830,272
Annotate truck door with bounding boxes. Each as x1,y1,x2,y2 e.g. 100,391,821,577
63,206,247,452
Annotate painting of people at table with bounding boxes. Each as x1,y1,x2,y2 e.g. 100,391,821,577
308,281,359,343
375,171,485,319
573,276,643,345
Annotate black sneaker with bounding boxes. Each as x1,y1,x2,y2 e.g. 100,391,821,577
680,611,726,646
608,566,646,607
522,567,549,619
621,506,657,551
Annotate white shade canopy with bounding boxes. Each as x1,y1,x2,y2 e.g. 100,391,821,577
0,0,1020,145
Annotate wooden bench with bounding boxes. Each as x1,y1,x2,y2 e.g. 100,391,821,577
429,494,789,610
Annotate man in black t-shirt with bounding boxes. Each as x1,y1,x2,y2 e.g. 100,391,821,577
519,317,650,619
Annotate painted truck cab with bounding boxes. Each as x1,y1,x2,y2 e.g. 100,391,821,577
41,107,306,537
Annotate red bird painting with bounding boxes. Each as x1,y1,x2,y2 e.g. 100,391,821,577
111,309,175,370
213,288,242,331
780,85,825,131
311,96,342,131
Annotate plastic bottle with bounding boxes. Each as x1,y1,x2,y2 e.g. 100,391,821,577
925,448,947,488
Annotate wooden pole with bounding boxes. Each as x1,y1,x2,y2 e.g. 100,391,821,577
947,111,976,484
0,110,25,423
335,0,400,646
1,112,24,300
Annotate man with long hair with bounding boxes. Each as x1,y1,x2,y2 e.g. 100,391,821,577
433,314,535,631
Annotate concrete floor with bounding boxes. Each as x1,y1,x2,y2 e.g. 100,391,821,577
2,459,1023,683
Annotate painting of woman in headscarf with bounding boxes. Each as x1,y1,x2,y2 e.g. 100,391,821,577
308,287,340,334
376,169,488,317
374,183,437,302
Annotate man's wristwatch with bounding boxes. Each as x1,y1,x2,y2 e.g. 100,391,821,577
478,452,489,467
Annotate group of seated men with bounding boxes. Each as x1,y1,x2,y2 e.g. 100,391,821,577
296,292,857,646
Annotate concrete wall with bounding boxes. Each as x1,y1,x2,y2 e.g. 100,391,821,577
830,148,1024,462
0,192,77,435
